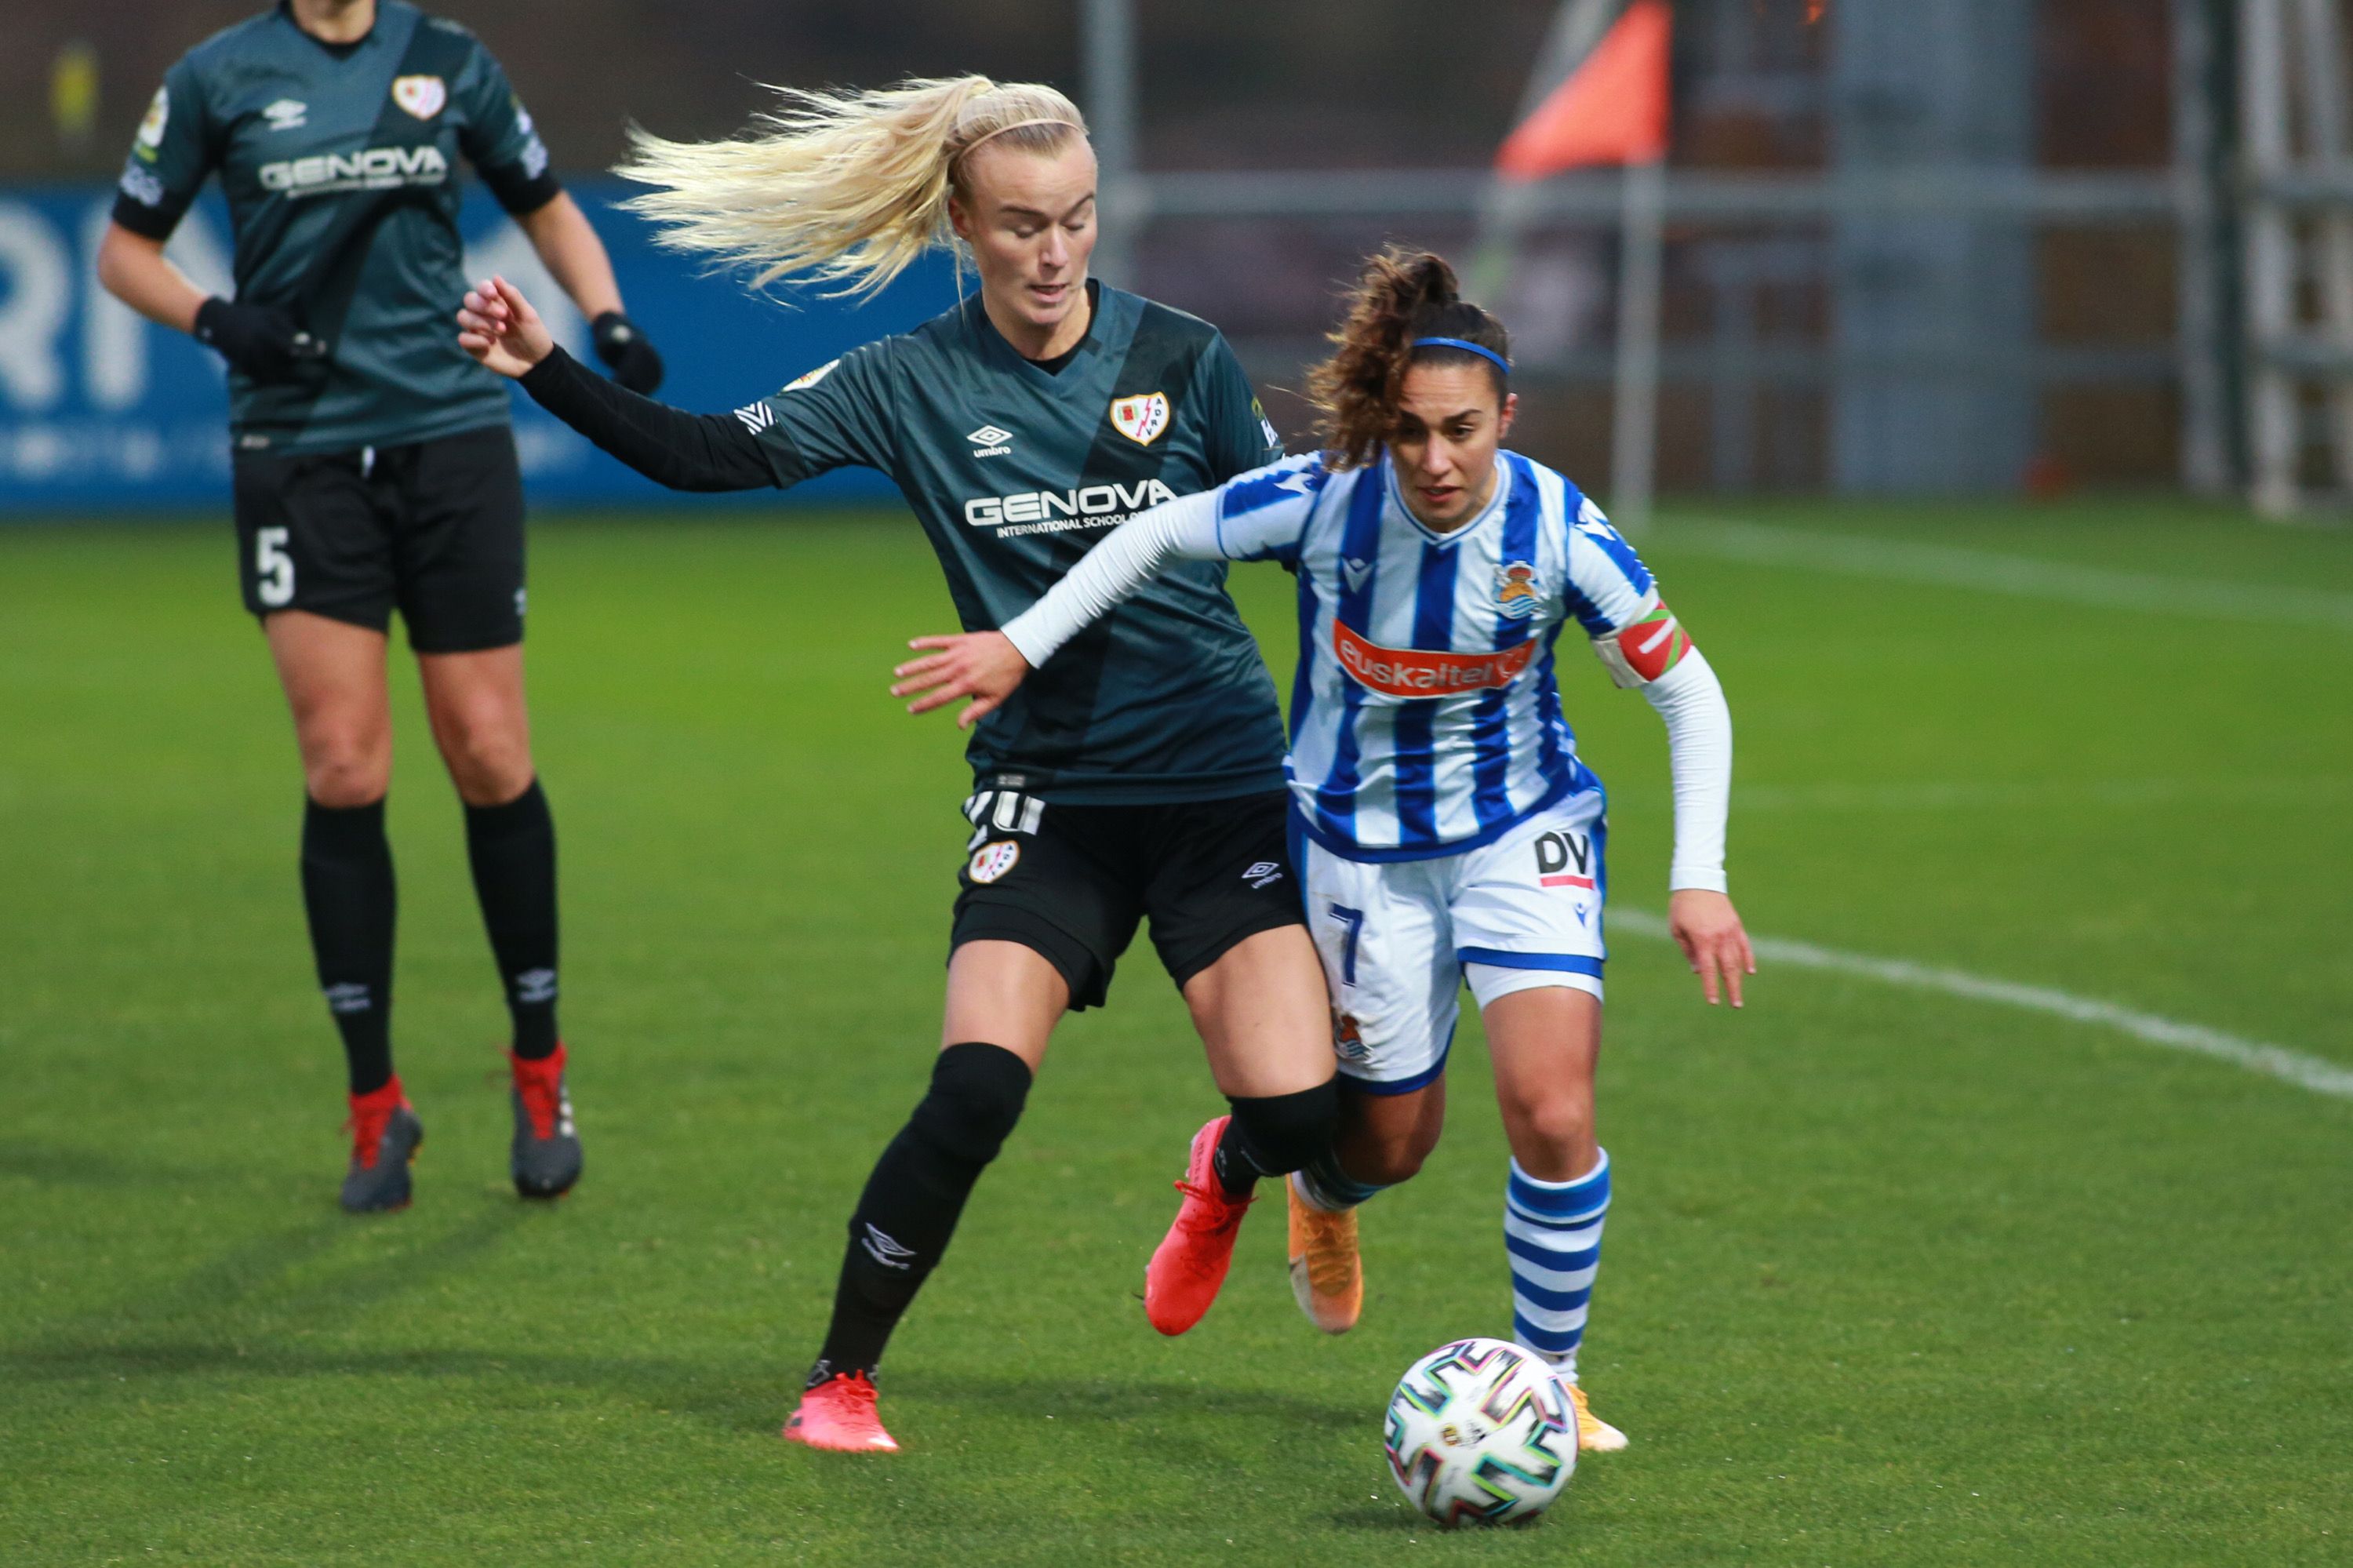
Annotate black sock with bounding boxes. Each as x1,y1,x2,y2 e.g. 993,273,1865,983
300,796,398,1097
464,778,559,1060
1211,1079,1341,1200
812,1042,1034,1384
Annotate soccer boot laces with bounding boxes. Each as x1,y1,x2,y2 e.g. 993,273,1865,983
1562,1379,1629,1453
784,1370,900,1453
340,1077,423,1213
508,1042,583,1200
1286,1173,1363,1334
1144,1115,1255,1337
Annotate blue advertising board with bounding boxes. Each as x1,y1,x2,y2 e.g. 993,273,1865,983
0,180,962,514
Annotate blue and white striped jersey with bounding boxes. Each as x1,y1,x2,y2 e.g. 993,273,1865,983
1206,449,1665,860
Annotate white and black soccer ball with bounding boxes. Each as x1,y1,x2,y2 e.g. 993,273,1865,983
1384,1337,1577,1526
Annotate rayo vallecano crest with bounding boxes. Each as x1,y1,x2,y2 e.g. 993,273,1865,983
1110,391,1170,446
391,75,447,120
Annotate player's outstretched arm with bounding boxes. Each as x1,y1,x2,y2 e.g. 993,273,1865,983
890,487,1231,729
1586,585,1757,1006
456,275,773,493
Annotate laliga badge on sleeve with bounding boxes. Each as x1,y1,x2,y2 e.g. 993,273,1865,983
1110,391,1170,446
391,75,447,120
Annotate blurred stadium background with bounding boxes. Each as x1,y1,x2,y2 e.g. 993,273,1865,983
12,0,2353,513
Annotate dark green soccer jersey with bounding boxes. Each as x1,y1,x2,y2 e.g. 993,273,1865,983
112,2,560,454
744,286,1289,804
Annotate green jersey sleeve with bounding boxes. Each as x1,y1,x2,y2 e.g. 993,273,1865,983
1193,332,1284,482
110,56,218,241
747,342,901,487
449,30,560,214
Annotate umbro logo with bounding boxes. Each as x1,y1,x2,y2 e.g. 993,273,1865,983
263,99,307,131
1242,860,1286,890
734,402,775,435
861,1223,918,1270
1342,557,1373,591
969,424,1013,457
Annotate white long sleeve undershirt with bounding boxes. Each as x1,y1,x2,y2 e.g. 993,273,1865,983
999,490,1732,893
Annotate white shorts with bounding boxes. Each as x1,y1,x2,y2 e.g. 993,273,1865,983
1300,789,1607,1093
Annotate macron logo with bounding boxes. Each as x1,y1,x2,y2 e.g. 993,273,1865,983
734,402,774,435
969,424,1013,458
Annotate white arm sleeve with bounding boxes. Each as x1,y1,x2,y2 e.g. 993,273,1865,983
1639,647,1733,893
999,489,1225,668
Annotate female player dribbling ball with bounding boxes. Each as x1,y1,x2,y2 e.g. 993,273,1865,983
456,77,1341,1453
897,249,1758,1451
96,0,667,1213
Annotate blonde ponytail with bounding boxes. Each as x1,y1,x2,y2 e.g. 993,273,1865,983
615,76,1088,297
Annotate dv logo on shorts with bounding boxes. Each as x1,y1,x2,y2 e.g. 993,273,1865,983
391,75,447,120
1534,830,1594,890
1110,391,1170,446
968,840,1021,884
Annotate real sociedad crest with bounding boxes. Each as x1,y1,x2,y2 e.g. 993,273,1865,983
391,75,447,120
1494,559,1540,620
1110,391,1170,446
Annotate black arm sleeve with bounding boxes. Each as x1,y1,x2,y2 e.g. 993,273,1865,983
518,345,780,493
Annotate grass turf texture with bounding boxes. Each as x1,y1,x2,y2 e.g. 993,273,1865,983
2,500,2348,1565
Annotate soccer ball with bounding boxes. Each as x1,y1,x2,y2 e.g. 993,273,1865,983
1384,1337,1577,1526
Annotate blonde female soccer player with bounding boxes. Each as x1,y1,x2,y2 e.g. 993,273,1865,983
895,249,1758,1451
457,77,1338,1453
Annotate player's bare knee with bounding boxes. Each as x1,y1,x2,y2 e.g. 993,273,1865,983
435,719,533,805
302,744,388,808
1504,1094,1594,1178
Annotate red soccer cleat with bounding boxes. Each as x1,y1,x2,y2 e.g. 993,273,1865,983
1144,1115,1256,1337
340,1076,423,1213
783,1371,899,1453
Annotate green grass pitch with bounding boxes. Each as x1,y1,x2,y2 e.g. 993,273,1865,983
2,498,2348,1565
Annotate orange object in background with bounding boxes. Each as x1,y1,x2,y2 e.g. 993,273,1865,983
1494,0,1671,179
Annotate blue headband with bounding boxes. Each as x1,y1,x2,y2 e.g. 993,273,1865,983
1411,336,1511,377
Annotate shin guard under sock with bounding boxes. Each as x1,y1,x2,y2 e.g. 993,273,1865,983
1210,1079,1340,1199
300,796,398,1097
464,778,559,1060
813,1042,1034,1382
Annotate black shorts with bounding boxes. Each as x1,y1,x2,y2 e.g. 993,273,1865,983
951,785,1305,1011
231,422,526,653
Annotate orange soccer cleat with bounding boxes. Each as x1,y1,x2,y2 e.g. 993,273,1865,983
784,1370,899,1453
1144,1116,1256,1336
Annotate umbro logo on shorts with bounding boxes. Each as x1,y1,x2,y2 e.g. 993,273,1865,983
1242,860,1286,889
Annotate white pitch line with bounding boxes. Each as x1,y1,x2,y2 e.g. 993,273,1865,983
1610,908,2353,1102
1663,518,2353,631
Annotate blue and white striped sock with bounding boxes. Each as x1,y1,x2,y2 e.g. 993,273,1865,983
1506,1149,1610,1381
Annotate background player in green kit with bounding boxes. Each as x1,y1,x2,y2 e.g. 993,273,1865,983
456,76,1340,1452
96,0,666,1213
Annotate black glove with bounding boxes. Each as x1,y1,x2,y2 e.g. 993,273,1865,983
193,297,329,380
591,310,664,395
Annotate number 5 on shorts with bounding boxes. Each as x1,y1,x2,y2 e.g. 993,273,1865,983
256,526,295,608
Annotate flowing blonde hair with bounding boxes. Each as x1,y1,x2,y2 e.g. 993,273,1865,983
615,76,1089,297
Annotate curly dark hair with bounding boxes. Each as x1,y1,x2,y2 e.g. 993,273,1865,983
1305,247,1511,469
